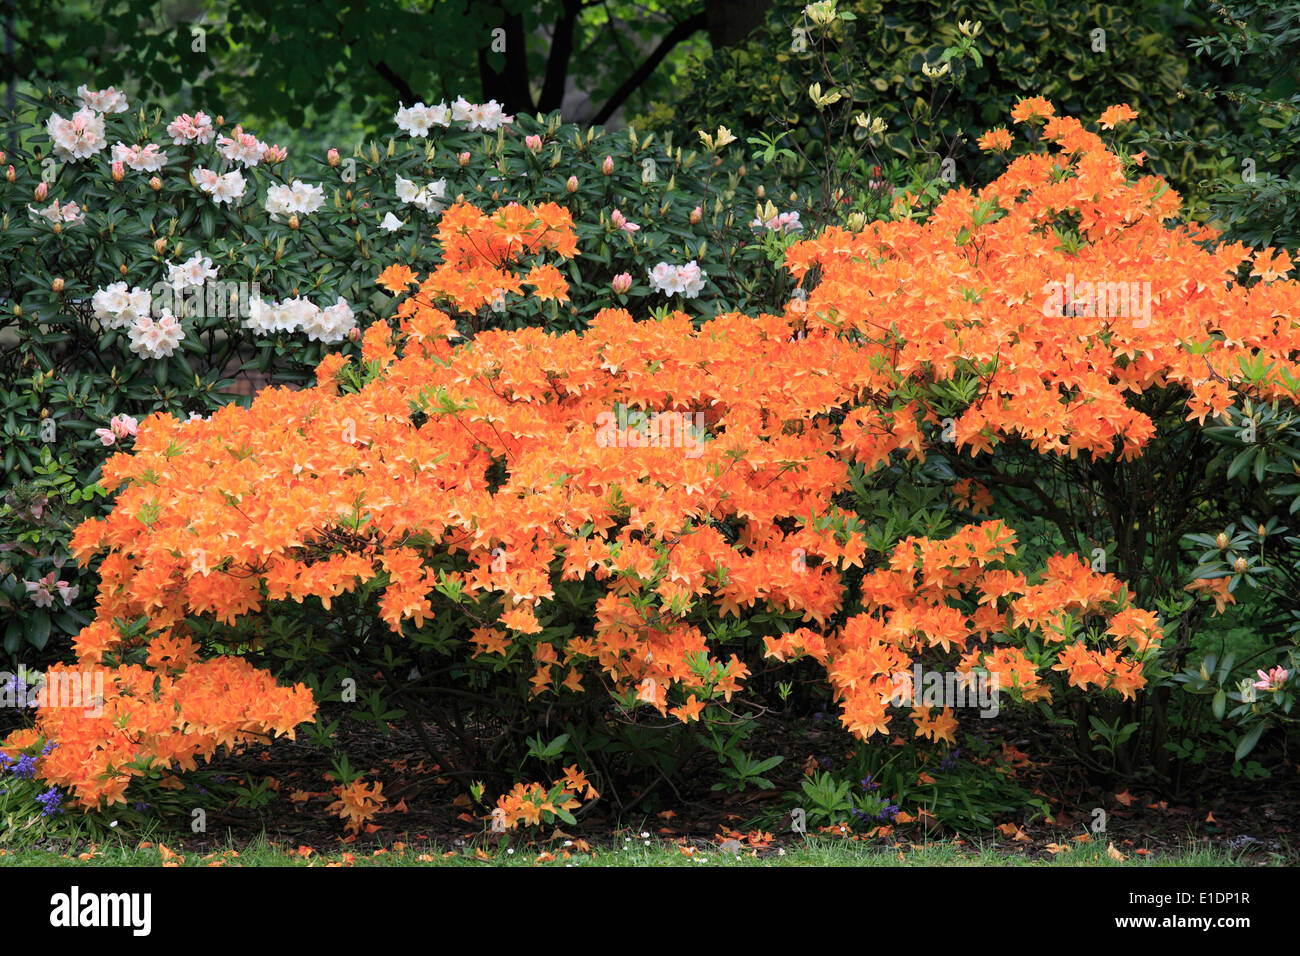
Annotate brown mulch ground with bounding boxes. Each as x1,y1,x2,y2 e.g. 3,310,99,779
151,705,1297,863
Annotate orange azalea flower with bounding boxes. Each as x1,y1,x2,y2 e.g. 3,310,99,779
1098,103,1139,129
1010,96,1055,122
977,127,1013,152
376,264,418,293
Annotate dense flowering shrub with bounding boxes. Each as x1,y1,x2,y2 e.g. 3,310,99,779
781,96,1300,778
2,83,838,667
10,99,1299,822
783,98,1300,457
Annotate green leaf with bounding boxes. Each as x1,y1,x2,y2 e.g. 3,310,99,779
1235,722,1267,760
29,609,51,650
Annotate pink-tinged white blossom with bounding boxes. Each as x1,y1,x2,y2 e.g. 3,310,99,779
244,294,355,342
265,179,325,218
525,134,542,153
76,85,129,114
127,309,186,359
166,111,216,146
29,199,86,225
301,297,357,343
1253,666,1290,692
25,571,77,607
751,209,803,233
94,414,139,445
395,101,452,137
380,212,404,232
263,144,288,163
111,142,169,172
610,209,640,234
216,125,268,167
45,107,107,161
647,260,707,298
192,166,247,204
91,282,152,329
167,253,219,291
450,96,512,131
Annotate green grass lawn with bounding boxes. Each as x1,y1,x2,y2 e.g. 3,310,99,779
0,833,1268,867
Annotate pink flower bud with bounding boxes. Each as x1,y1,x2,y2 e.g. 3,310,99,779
51,277,64,293
566,175,578,193
601,155,614,176
5,166,14,183
0,151,6,164
111,161,125,182
347,326,361,343
327,148,340,167
611,272,632,295
690,205,703,225
458,151,471,167
525,134,542,153
149,176,162,191
34,181,48,201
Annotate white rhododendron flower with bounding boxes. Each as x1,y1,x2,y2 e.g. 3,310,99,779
127,309,186,359
111,142,168,172
647,260,707,298
92,283,153,329
167,253,218,291
76,85,129,114
265,180,325,217
301,297,356,343
29,200,86,225
46,107,107,161
395,175,447,213
394,101,452,137
193,167,247,204
448,96,513,131
380,212,404,232
215,125,267,167
91,282,153,330
245,295,355,342
166,112,215,146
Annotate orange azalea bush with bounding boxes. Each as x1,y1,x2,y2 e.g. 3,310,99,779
14,101,1297,816
6,276,1155,810
784,98,1300,462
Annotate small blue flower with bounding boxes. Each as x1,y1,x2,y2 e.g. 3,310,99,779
819,756,832,769
36,787,63,816
41,741,57,756
134,802,152,812
13,754,37,779
860,775,880,792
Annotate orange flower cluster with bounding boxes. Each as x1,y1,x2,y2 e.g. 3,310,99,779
494,766,596,829
21,655,314,807
378,201,578,313
328,779,387,835
766,524,1160,742
784,100,1300,462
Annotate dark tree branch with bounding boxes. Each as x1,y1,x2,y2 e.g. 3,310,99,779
477,8,534,115
537,0,582,113
373,58,417,105
590,10,706,126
